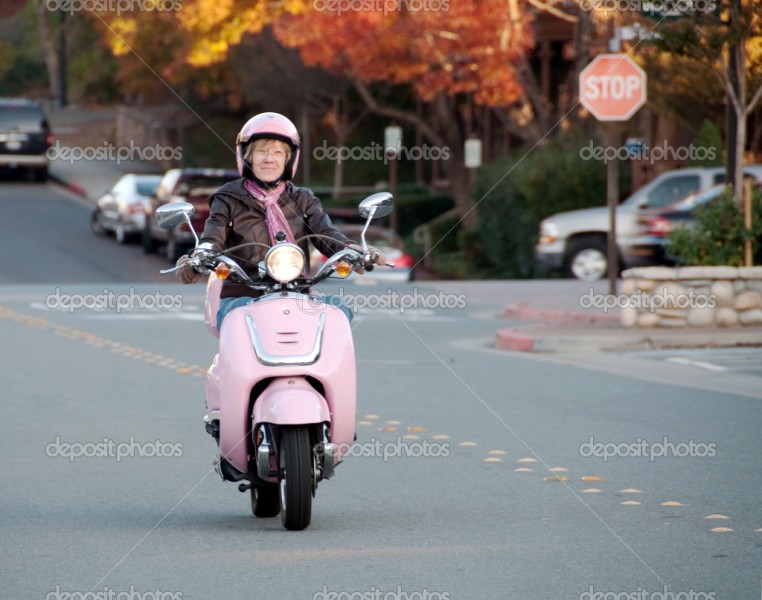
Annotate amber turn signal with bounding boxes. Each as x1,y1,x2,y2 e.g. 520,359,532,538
335,261,352,277
215,263,231,280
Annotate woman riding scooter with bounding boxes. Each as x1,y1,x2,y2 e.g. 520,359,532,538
174,111,385,325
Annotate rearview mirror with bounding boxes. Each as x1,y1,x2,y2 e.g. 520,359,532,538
359,192,393,219
156,201,195,230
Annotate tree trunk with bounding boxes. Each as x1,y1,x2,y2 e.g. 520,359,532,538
33,0,60,101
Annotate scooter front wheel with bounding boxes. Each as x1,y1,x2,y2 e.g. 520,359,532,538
251,485,279,518
279,426,313,531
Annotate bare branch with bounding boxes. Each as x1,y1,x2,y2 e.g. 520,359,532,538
353,80,446,147
525,0,578,23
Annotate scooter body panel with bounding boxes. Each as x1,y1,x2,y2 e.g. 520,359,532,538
211,294,357,473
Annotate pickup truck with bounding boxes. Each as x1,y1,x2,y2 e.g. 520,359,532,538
535,165,762,280
142,168,238,261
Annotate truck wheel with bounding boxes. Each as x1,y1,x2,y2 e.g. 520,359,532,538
565,237,608,281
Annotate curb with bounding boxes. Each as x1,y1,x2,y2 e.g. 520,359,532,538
504,301,620,324
49,171,88,199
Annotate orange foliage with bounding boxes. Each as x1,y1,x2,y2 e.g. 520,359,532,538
272,0,535,106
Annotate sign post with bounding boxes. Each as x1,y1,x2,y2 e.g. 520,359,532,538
580,54,647,295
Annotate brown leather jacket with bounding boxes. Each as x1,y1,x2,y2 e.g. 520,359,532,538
200,178,356,298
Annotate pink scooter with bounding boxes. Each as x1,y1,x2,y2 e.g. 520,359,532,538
157,192,393,530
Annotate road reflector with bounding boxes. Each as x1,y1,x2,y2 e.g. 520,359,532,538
488,450,507,455
517,457,537,463
379,427,398,432
661,501,684,507
458,441,477,446
432,434,450,440
620,488,642,494
544,476,568,482
357,421,372,426
709,527,734,533
621,500,641,505
514,468,532,473
408,426,428,432
550,467,568,472
386,420,401,425
582,488,602,493
403,435,420,440
704,514,730,520
484,457,503,463
582,476,605,482
364,414,380,420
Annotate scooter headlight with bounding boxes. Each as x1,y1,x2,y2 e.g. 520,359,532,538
265,243,305,283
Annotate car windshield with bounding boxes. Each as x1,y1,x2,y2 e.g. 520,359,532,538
0,106,48,132
175,176,232,196
669,185,728,211
136,178,162,196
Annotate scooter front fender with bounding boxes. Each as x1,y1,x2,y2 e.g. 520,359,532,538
253,377,330,425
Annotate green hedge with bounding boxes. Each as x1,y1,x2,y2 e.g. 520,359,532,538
473,132,626,278
668,188,762,266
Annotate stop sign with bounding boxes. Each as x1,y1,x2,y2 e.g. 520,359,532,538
579,54,647,121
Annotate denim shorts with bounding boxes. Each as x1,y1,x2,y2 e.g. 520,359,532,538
217,294,353,331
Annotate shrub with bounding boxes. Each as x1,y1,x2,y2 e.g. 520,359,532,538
668,188,762,265
473,131,623,278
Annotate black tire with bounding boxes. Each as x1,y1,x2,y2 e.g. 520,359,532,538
142,224,158,254
278,426,313,531
251,485,280,518
565,237,608,281
91,209,108,237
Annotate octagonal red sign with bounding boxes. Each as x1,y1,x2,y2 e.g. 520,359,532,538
580,54,647,121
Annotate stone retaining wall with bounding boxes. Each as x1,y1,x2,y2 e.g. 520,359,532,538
621,267,762,328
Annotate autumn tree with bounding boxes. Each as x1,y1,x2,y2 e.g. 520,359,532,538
271,1,537,228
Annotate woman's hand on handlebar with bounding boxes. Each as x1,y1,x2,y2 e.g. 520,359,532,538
175,254,202,284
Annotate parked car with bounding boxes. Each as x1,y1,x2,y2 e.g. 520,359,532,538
535,165,762,280
91,173,163,243
143,168,238,260
625,181,762,265
0,98,53,181
310,223,414,282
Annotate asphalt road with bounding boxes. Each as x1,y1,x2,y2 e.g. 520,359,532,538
1,180,761,600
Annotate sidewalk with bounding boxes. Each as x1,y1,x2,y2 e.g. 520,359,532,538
47,105,163,201
496,281,762,353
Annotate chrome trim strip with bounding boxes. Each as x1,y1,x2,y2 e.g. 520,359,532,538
246,312,326,366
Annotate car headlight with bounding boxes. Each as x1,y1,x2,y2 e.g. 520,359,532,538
539,222,559,244
265,243,306,283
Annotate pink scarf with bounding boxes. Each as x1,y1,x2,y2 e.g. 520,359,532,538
244,179,308,278
244,180,294,245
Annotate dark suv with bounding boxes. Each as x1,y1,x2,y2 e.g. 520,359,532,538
143,168,238,260
0,99,52,181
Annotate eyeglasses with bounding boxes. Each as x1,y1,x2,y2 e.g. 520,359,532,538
252,148,287,161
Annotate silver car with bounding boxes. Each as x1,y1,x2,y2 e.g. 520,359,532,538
91,174,163,243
